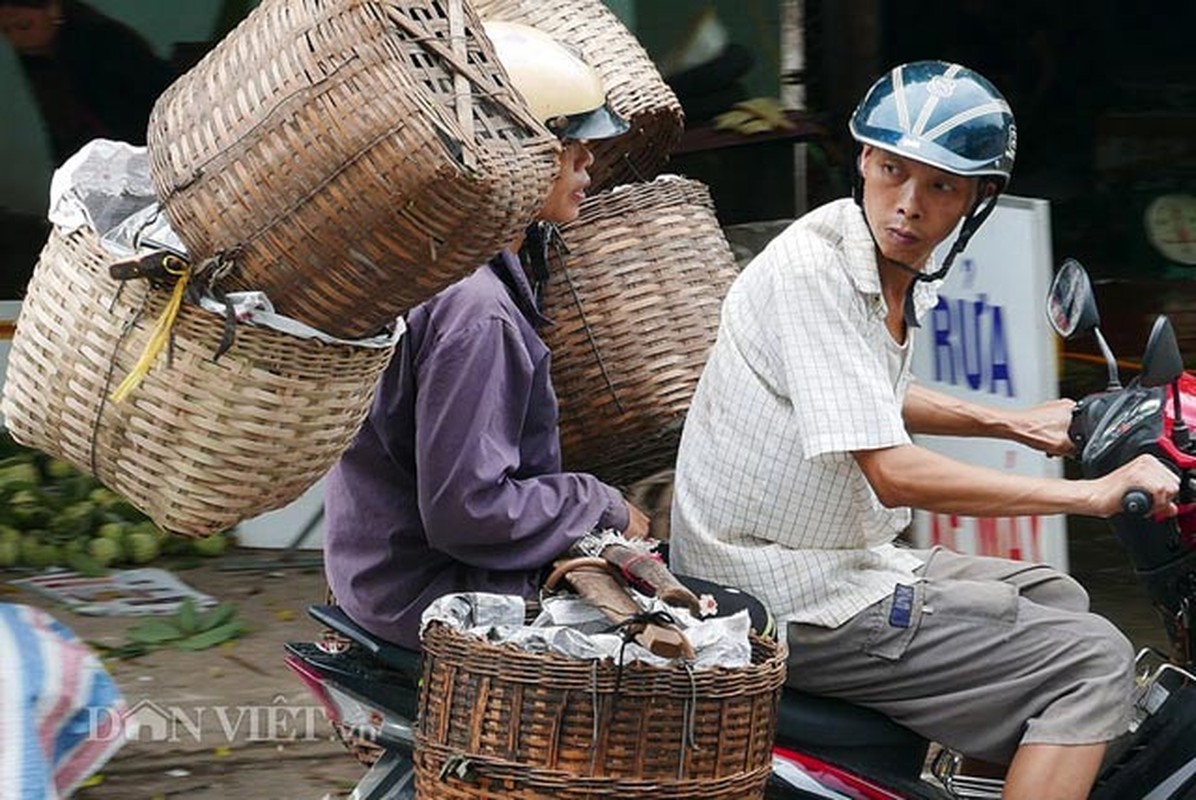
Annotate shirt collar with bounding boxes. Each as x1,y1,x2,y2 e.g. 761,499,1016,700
838,199,941,320
490,248,553,328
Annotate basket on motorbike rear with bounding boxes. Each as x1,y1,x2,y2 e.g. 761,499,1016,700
415,620,786,799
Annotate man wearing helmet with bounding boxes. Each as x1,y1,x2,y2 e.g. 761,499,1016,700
322,21,648,653
670,62,1178,799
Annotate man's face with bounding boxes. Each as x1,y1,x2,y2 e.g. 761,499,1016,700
0,3,58,55
859,145,980,270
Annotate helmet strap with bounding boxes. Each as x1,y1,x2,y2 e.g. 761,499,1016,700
853,171,936,329
519,220,570,309
853,166,1001,329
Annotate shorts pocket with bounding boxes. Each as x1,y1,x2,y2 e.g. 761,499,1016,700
934,578,1020,627
862,582,924,661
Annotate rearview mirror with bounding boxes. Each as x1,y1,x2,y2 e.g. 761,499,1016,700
1047,258,1122,389
1140,315,1184,388
1046,258,1100,339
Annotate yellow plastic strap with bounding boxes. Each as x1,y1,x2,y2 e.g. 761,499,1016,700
110,256,190,403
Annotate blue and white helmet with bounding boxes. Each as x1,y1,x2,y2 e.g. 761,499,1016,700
849,60,1016,189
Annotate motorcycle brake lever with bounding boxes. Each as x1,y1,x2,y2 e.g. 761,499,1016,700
1181,474,1196,505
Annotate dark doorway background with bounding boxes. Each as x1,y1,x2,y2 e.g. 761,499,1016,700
848,1,1196,280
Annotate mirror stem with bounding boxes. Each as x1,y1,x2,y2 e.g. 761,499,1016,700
1173,379,1192,451
1095,328,1122,390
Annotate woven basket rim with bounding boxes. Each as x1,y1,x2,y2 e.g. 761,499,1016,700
421,620,785,685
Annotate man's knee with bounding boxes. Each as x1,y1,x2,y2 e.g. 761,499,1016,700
1072,615,1136,710
1094,619,1134,675
1021,615,1135,757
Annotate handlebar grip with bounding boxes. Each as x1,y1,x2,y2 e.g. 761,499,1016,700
1122,489,1151,516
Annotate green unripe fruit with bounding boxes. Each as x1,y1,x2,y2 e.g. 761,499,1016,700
125,530,161,564
9,489,40,506
38,543,61,568
88,537,121,567
89,487,120,507
0,526,19,546
45,459,79,480
20,534,42,565
0,463,40,488
0,538,18,567
50,501,98,538
20,536,57,569
190,533,229,557
61,537,86,556
97,522,128,543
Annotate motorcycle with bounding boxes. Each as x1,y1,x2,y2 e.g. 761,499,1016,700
285,258,1196,799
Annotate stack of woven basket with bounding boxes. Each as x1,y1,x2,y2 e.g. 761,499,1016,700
3,0,732,521
1,0,775,796
468,0,740,488
1,0,590,537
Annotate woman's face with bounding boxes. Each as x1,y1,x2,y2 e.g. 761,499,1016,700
0,2,59,55
536,140,595,225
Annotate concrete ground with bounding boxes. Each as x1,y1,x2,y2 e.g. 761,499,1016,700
3,550,364,800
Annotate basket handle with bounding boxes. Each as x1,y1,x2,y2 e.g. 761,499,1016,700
601,544,702,616
543,556,620,592
545,557,695,660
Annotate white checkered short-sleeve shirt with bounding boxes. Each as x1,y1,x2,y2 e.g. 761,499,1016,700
671,198,941,628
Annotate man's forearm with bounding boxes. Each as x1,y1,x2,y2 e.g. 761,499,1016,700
855,443,1098,517
903,384,1076,456
902,383,1012,438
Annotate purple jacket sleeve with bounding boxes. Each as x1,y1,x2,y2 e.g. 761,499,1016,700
408,318,628,570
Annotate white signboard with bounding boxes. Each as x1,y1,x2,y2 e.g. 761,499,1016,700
910,195,1067,570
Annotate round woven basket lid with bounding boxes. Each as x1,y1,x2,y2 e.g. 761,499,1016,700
544,176,738,487
474,0,684,192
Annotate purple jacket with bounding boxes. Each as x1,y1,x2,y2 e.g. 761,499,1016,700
323,249,629,649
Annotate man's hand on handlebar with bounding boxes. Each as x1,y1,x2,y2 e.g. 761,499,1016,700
1012,398,1078,458
1096,454,1180,518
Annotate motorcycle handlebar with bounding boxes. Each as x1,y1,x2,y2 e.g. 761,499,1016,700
1122,489,1151,516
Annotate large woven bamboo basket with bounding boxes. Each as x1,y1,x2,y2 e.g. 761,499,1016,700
0,228,394,538
147,0,559,340
544,176,737,487
415,622,784,799
473,0,684,192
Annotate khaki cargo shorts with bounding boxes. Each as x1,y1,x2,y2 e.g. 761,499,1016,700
785,547,1136,764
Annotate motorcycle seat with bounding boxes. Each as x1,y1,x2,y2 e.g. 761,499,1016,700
776,687,930,778
307,604,421,676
